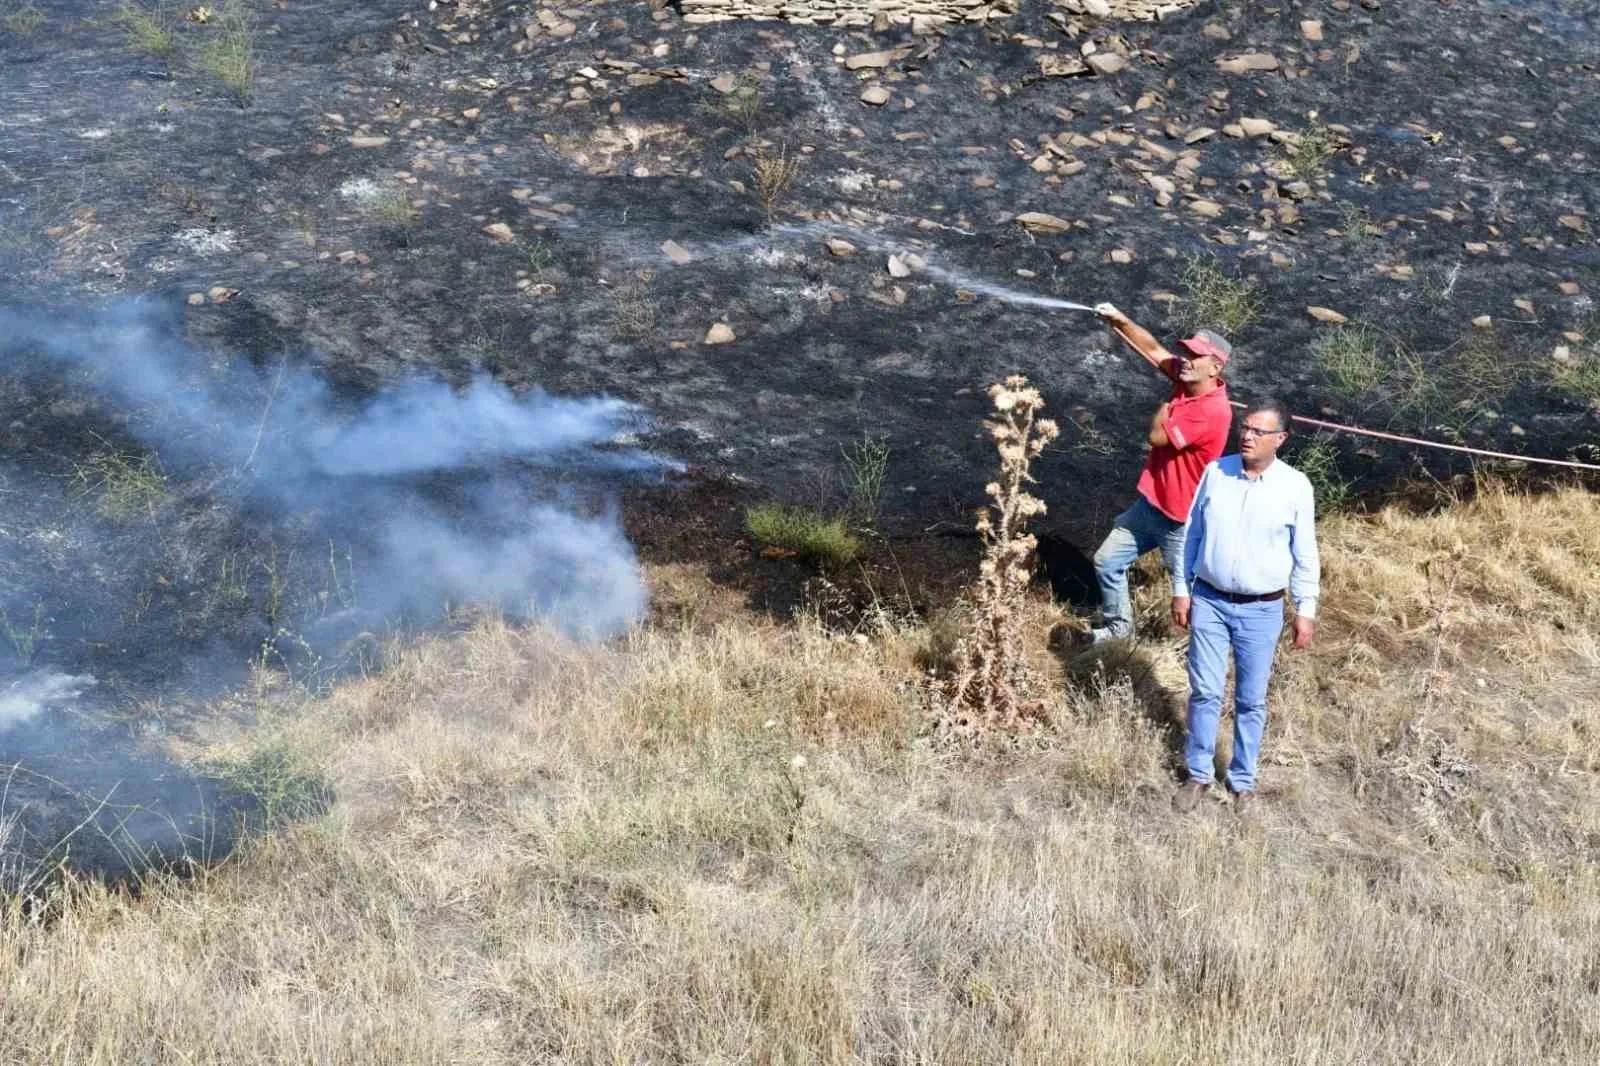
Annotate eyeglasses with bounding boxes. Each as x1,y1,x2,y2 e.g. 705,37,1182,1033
1240,424,1286,438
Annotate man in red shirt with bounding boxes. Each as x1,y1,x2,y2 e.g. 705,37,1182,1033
1082,303,1234,644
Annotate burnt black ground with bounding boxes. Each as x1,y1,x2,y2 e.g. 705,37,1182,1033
0,0,1597,883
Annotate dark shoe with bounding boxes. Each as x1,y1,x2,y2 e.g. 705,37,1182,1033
1173,780,1208,813
1233,791,1259,817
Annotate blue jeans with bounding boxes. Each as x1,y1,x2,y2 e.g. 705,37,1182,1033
1184,582,1285,793
1092,497,1188,639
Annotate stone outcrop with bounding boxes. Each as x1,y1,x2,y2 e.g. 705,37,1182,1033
679,0,1200,26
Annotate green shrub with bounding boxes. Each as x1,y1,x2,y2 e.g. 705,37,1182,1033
745,504,861,566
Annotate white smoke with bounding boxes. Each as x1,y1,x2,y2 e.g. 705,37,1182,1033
0,672,95,732
0,300,657,643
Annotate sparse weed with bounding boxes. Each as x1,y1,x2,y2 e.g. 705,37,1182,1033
1315,324,1384,396
70,447,168,522
0,601,46,665
524,240,557,278
841,434,890,528
1176,255,1261,335
196,0,255,103
701,72,766,132
0,3,44,36
1293,433,1354,513
199,742,331,830
745,504,861,566
609,282,658,341
1338,201,1376,250
212,554,251,610
750,144,801,227
1553,349,1600,408
1284,122,1339,181
368,188,418,228
116,1,177,59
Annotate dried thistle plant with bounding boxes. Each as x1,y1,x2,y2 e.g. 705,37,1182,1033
937,375,1060,738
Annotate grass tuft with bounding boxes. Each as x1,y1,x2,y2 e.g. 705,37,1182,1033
196,0,255,103
0,2,43,36
1314,323,1384,395
1284,122,1340,180
116,1,177,59
70,446,168,522
745,504,861,566
1176,255,1261,335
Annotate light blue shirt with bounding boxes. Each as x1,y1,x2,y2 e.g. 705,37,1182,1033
1177,454,1321,618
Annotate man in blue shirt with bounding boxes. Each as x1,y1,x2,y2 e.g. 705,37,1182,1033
1171,400,1320,814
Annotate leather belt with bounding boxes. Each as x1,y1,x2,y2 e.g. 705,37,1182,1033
1196,578,1284,604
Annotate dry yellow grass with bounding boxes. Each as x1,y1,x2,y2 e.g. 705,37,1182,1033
3,484,1599,1064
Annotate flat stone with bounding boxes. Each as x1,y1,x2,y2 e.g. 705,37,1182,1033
704,322,735,345
661,240,691,264
1307,306,1348,324
1240,117,1277,138
482,222,515,242
1472,315,1493,328
1086,53,1128,76
349,135,391,149
844,49,899,70
826,237,858,257
1185,127,1217,144
1216,53,1280,74
709,74,737,94
1014,211,1072,233
859,85,892,106
1187,199,1224,218
1301,20,1324,41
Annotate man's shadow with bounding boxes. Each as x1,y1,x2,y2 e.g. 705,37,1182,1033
1046,615,1194,780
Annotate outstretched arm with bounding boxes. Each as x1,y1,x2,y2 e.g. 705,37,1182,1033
1094,303,1178,374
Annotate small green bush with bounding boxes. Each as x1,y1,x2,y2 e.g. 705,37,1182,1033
745,504,861,566
1314,324,1383,396
1176,256,1261,335
116,2,176,59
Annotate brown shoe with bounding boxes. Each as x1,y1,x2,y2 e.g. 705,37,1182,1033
1173,780,1208,813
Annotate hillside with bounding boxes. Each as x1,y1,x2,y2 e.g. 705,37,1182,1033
1,1,1599,1061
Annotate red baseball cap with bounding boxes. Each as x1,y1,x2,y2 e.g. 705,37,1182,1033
1177,329,1232,365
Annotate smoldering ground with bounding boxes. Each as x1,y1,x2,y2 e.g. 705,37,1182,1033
0,298,663,889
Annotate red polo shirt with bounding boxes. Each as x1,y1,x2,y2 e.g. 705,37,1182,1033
1137,373,1232,522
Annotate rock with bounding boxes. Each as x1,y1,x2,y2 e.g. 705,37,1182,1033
1185,127,1217,144
482,222,515,242
661,240,691,264
1039,54,1089,77
1301,20,1324,41
1187,199,1224,219
704,322,735,345
1201,23,1231,41
859,85,891,106
1216,53,1280,74
186,292,206,306
1014,211,1072,233
207,286,238,304
709,74,737,94
1558,214,1588,231
825,237,858,257
1552,345,1572,362
844,49,900,70
1472,315,1493,329
1107,248,1135,264
1558,281,1581,295
1514,298,1535,315
1083,0,1112,15
1239,117,1276,138
1086,53,1128,76
1307,306,1348,324
349,135,391,149
887,254,910,278
462,108,481,120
